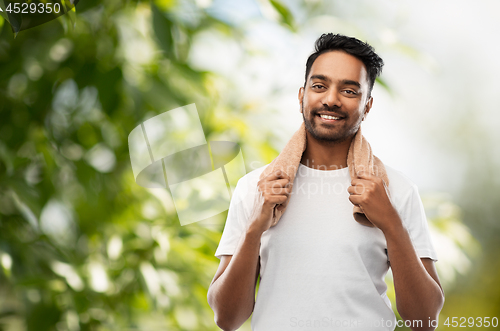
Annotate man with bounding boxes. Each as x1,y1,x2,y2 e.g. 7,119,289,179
207,33,444,331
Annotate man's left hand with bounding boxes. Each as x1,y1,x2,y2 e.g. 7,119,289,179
347,171,401,232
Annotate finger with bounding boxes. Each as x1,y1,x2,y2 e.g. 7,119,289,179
266,187,291,196
266,169,290,181
258,178,290,195
348,183,366,195
350,177,370,187
347,185,357,195
348,194,363,206
264,195,289,206
268,178,290,189
356,170,375,179
276,195,291,211
278,182,294,194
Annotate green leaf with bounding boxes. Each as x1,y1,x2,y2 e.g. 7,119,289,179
269,0,295,31
375,76,392,95
151,3,175,58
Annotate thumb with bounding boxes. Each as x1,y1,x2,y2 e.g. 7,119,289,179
357,170,371,178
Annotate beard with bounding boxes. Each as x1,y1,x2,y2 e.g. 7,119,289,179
302,104,358,144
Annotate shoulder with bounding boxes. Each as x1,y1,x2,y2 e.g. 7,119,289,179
385,164,416,192
384,164,420,208
231,162,269,206
237,162,269,187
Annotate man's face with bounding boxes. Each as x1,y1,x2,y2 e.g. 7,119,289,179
299,50,373,143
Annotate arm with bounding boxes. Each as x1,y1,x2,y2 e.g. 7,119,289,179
208,169,292,330
385,221,444,330
349,172,444,331
207,230,261,331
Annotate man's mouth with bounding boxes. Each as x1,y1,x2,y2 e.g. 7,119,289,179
316,114,344,122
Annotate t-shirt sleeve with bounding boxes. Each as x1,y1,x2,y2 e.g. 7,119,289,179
214,175,254,259
397,184,438,261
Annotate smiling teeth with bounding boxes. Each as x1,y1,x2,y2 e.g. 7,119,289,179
320,114,341,120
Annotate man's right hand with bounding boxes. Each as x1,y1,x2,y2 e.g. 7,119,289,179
248,169,293,234
208,169,292,330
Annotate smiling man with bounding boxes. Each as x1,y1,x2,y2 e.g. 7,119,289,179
208,34,444,331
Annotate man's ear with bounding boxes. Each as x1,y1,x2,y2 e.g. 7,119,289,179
363,96,373,120
298,87,304,113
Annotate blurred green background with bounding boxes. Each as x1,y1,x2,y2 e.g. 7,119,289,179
0,0,499,330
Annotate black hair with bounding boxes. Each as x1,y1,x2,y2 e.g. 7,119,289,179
304,33,384,96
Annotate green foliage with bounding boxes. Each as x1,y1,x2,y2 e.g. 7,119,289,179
0,0,273,330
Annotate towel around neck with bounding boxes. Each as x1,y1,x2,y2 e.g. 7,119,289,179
257,122,389,228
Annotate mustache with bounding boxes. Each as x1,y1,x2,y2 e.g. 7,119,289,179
312,105,347,118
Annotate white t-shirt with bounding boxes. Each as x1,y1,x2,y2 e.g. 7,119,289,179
215,163,437,331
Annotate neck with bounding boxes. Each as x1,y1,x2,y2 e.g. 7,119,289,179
300,131,354,170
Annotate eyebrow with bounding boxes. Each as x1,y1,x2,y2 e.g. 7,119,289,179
309,75,361,89
339,79,361,89
309,74,331,83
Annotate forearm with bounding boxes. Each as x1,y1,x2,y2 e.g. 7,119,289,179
384,220,444,330
207,228,262,331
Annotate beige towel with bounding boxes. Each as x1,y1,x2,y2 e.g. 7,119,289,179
258,122,389,227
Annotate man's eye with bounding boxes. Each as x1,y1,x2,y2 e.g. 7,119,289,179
312,85,324,89
343,90,357,95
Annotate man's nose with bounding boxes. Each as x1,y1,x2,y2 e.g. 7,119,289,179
322,89,341,108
